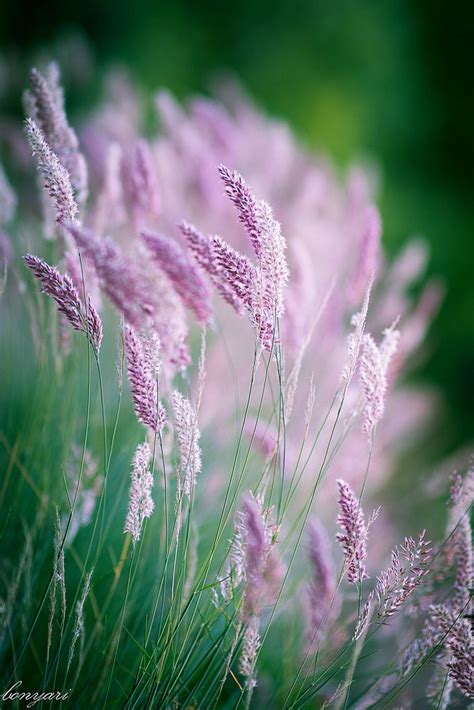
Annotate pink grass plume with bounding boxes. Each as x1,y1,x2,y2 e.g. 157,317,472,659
142,230,212,325
23,253,102,353
336,479,371,584
124,324,166,433
124,441,154,544
25,118,78,225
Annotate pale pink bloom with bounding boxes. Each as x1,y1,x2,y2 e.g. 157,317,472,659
124,325,166,433
218,164,265,259
444,615,474,699
210,235,255,311
336,479,370,584
241,493,281,618
389,238,429,289
124,441,154,543
400,471,473,702
23,253,102,352
304,375,316,427
67,224,154,329
244,417,278,461
353,591,375,641
305,520,340,649
427,606,474,701
121,139,160,225
253,198,289,319
220,492,281,614
341,279,373,386
359,321,400,437
447,470,473,612
211,235,276,350
220,508,246,602
374,531,431,619
400,604,447,677
25,118,78,225
172,390,201,497
27,65,88,205
217,165,289,347
142,230,212,325
351,205,381,303
88,142,126,236
398,279,444,363
235,493,282,693
18,71,443,524
179,220,245,314
239,615,261,690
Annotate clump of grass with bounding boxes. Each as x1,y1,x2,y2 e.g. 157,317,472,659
0,61,471,708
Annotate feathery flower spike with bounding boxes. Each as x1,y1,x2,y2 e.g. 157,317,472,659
252,198,289,319
124,441,154,543
240,615,261,691
210,235,277,349
444,616,474,699
179,220,245,314
352,205,381,301
336,479,370,584
27,66,88,205
219,492,281,610
23,253,102,352
374,531,431,620
428,606,474,700
142,230,212,325
67,224,155,329
218,164,264,258
305,519,340,649
218,165,289,346
359,320,400,437
341,278,373,386
25,118,78,225
241,492,281,618
447,470,473,612
124,325,166,433
122,139,160,224
172,390,202,498
210,235,256,310
218,165,289,308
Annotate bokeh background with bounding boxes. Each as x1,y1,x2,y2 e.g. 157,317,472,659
1,0,472,455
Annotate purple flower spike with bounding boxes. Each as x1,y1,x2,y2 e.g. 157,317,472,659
142,230,212,326
211,235,256,311
27,65,88,205
67,224,155,329
179,220,245,314
218,164,264,259
124,324,166,433
25,118,78,225
359,320,400,437
24,253,102,353
336,479,370,585
305,520,340,647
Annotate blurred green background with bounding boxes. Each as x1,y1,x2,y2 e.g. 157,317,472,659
1,0,472,453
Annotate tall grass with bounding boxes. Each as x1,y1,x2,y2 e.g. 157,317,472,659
0,61,471,708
